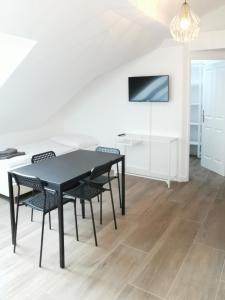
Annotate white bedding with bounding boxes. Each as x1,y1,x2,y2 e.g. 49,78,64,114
1,140,75,170
17,139,76,159
0,134,99,197
50,134,98,149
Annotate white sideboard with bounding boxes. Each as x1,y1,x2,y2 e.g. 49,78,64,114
115,133,178,188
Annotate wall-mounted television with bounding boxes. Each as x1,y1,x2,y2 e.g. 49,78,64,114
128,75,169,102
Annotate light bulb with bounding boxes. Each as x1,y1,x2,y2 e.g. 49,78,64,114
180,17,191,30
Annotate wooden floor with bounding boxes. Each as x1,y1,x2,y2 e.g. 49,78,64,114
1,158,225,300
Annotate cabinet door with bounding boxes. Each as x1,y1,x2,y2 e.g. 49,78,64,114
150,140,177,180
124,141,150,176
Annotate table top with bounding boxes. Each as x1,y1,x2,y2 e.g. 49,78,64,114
9,149,124,187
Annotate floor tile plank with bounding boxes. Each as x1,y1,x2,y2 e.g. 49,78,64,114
132,218,199,298
116,284,161,300
215,281,225,300
167,242,225,300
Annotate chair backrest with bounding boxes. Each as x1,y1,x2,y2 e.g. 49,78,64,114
96,146,120,155
12,172,44,193
90,161,112,180
31,151,56,164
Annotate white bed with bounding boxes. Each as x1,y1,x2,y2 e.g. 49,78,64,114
0,134,98,197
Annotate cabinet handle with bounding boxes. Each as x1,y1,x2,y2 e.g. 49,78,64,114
202,110,205,123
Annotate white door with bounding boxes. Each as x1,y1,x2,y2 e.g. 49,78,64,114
201,62,225,176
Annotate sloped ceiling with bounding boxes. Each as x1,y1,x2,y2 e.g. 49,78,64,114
201,4,225,32
0,0,224,134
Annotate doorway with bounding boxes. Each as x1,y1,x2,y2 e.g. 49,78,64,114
190,59,225,176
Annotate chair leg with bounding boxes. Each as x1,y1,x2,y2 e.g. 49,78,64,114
81,199,85,219
100,193,103,225
97,195,100,203
48,212,52,230
13,202,20,253
89,199,98,246
31,189,35,221
73,198,79,241
39,213,46,268
117,164,122,209
109,181,117,230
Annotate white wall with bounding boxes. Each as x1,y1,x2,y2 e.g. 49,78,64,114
56,45,188,181
189,30,225,51
0,0,169,135
1,2,224,146
0,122,62,149
6,29,225,181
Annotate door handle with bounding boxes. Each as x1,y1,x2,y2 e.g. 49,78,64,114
202,110,205,123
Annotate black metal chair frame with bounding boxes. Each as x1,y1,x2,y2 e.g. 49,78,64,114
31,151,56,164
12,171,76,267
95,146,122,208
64,161,117,246
31,151,56,228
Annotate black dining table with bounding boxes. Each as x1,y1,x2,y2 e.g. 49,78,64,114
8,149,125,268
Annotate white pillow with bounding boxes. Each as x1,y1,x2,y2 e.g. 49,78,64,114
17,140,76,155
51,134,98,149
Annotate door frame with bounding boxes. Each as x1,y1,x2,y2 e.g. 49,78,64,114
188,50,225,177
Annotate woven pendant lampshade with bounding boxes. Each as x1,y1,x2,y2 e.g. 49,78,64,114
170,0,200,43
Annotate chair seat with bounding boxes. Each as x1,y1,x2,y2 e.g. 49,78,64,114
64,183,104,200
24,192,72,213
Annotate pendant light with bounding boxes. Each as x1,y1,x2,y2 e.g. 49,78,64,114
170,0,200,43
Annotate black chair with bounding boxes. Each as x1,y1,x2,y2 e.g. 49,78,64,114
31,150,56,164
12,172,76,267
95,146,122,208
31,151,56,228
64,161,117,246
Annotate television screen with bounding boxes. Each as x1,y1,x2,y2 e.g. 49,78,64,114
128,75,169,102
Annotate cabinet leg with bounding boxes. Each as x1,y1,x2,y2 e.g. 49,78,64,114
167,180,171,189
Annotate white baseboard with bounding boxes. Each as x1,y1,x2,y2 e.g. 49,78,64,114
176,176,189,182
124,172,189,183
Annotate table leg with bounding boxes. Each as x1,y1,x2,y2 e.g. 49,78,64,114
57,186,65,268
81,199,85,219
121,157,125,215
8,172,15,245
